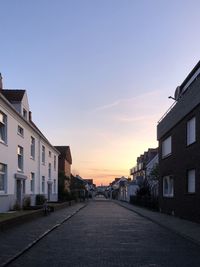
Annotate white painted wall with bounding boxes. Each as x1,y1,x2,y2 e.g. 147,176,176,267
0,95,59,212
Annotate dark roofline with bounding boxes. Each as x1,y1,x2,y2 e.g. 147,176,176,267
180,61,200,90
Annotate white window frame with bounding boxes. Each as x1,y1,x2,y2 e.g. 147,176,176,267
187,169,195,193
30,136,35,159
187,117,196,146
17,125,24,137
42,145,45,164
163,176,174,197
0,163,7,194
17,146,24,172
0,111,7,144
30,172,35,193
162,136,172,158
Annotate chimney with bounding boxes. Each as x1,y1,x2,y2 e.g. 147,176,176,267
0,73,3,90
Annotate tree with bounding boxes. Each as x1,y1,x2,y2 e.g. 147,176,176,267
58,172,71,201
149,163,159,181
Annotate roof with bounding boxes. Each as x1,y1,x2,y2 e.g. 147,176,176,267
0,90,59,155
54,146,72,164
180,61,200,91
1,89,26,102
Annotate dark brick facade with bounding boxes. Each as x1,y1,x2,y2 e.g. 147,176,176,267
158,61,200,222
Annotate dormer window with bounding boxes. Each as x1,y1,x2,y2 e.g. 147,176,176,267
0,111,7,144
23,108,27,119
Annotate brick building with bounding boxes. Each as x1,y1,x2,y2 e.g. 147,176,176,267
157,61,200,222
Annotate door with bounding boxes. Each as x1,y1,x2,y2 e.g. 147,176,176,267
48,183,52,201
16,179,22,208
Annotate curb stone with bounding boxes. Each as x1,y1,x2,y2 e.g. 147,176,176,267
1,204,87,267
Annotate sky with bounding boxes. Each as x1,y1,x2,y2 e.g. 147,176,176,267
1,0,200,185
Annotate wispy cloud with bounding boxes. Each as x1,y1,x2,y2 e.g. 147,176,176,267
115,114,157,123
93,90,160,112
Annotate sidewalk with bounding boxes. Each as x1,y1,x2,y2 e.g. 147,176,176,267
115,200,200,246
0,202,86,266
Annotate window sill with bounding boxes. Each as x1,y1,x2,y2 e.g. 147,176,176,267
17,133,24,138
0,193,8,196
162,153,172,160
0,140,8,146
186,141,196,147
30,157,35,161
17,169,24,173
185,192,196,195
163,195,174,198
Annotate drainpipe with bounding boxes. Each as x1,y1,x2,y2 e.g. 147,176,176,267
38,137,41,194
0,73,3,90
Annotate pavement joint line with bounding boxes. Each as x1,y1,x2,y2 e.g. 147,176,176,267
114,201,200,247
1,203,87,267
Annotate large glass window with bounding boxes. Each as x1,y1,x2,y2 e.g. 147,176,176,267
187,169,195,193
162,136,172,158
163,176,174,197
42,145,45,164
17,146,23,171
0,163,7,193
187,117,196,146
30,136,35,159
0,111,7,143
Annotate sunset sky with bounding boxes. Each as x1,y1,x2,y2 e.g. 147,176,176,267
1,1,200,185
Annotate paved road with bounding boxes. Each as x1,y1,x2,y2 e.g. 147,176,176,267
8,200,200,267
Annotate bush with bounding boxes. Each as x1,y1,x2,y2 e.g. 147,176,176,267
13,202,21,211
35,194,46,205
129,195,159,211
23,196,31,209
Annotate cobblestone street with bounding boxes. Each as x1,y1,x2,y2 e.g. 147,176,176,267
4,200,200,267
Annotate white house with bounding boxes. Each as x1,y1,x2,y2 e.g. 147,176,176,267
146,154,159,197
0,74,59,212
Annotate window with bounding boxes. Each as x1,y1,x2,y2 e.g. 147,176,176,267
49,151,51,157
30,172,35,193
17,146,23,171
54,155,56,171
30,137,35,159
17,125,24,137
23,108,27,119
163,176,174,197
42,145,45,164
187,117,196,146
0,163,7,193
0,111,7,143
187,169,195,193
53,179,56,193
42,176,45,193
48,163,51,179
162,136,172,158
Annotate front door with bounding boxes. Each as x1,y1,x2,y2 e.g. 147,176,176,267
48,183,52,201
16,179,22,208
